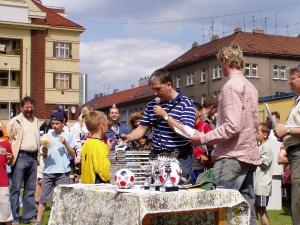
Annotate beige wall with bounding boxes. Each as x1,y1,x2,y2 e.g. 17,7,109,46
0,87,20,102
45,29,81,105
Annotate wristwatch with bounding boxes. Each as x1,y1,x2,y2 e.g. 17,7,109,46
163,113,169,121
286,128,291,135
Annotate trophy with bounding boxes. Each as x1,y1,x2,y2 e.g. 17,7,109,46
152,163,161,191
142,162,152,190
163,161,179,192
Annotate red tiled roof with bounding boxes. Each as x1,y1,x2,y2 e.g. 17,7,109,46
82,85,154,111
31,0,84,30
165,31,300,69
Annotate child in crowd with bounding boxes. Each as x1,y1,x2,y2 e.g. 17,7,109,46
81,111,111,184
35,112,76,225
191,102,214,184
70,107,91,183
0,124,14,225
137,135,151,150
277,146,291,208
255,122,273,225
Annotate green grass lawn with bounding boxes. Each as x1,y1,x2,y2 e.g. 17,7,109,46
19,204,50,225
18,207,292,225
269,207,292,225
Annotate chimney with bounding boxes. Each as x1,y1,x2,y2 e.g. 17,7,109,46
113,89,119,94
211,35,219,41
99,93,104,97
94,93,99,98
234,27,242,33
191,41,199,48
252,28,264,34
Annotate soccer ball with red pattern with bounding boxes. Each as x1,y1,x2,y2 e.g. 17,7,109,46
114,169,135,189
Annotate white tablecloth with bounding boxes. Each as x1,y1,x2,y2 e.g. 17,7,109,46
48,184,250,225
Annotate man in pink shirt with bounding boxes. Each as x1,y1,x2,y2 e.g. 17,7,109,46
191,44,261,225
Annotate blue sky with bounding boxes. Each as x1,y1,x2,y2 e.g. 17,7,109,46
43,0,300,100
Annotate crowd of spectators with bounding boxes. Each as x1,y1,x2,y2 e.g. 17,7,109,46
1,45,300,225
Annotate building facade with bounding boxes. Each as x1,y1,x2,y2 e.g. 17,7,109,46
0,0,84,119
165,29,300,104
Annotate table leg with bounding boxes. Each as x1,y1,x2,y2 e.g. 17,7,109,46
215,208,226,225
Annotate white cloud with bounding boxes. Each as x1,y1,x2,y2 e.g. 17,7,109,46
80,38,185,100
42,0,300,40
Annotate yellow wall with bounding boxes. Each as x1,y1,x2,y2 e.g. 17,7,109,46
45,89,79,104
45,29,81,105
258,97,295,123
0,87,20,102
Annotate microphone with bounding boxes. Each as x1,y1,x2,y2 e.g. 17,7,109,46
154,97,161,105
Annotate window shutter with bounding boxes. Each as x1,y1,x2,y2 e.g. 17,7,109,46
69,43,72,59
53,42,57,57
53,73,56,88
69,73,72,89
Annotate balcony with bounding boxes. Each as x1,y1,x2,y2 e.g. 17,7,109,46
0,38,20,55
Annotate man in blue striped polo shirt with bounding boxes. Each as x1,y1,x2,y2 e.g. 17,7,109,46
123,69,196,181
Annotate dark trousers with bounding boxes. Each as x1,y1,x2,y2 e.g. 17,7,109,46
287,147,300,225
10,152,37,222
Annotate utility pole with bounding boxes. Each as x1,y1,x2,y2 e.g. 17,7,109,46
210,20,215,38
264,17,268,33
274,13,278,34
252,16,255,29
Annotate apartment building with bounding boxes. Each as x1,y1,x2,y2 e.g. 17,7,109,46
0,0,84,119
164,28,300,104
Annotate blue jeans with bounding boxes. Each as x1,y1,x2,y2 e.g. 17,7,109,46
213,158,257,225
10,152,37,222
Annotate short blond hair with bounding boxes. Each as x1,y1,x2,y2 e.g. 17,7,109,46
85,111,108,133
217,44,244,70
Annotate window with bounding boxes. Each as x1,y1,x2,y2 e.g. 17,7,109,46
201,94,206,105
245,63,259,78
213,65,221,79
279,66,286,79
54,42,72,58
200,69,206,83
186,73,194,86
252,64,258,77
175,76,180,88
0,39,20,55
213,90,220,98
53,73,71,89
273,65,279,79
0,104,7,109
273,65,286,80
0,72,8,86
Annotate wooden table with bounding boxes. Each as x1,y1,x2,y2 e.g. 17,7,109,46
48,184,250,225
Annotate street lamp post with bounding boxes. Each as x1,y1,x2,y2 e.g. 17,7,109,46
4,63,11,119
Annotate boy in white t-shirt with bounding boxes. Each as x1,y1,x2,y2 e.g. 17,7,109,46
255,122,273,225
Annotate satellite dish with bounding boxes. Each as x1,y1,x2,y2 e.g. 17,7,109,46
71,106,76,114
